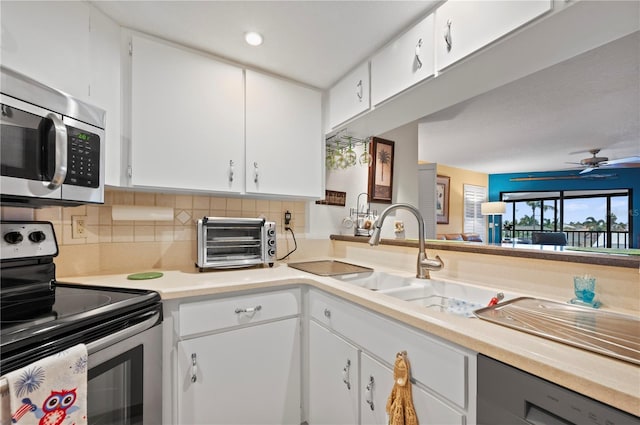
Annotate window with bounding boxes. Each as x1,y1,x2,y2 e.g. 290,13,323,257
463,184,487,238
501,190,631,248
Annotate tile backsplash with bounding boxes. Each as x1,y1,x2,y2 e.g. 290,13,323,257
32,189,307,247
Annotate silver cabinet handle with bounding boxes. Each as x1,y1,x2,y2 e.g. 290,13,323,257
235,305,262,314
323,308,331,318
365,376,375,410
444,19,452,52
191,353,198,383
342,359,351,390
415,38,423,69
253,162,259,184
356,79,363,102
229,160,234,183
46,113,68,189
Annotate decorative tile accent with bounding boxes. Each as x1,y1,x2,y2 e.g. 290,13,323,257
176,210,192,224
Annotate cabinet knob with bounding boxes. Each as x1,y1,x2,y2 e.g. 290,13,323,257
191,353,198,383
323,308,331,318
415,38,423,69
365,376,375,410
235,305,262,314
342,359,351,390
444,19,453,52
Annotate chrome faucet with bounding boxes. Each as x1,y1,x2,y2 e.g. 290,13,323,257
368,203,444,279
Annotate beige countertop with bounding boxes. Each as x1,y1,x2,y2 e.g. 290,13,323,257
60,263,640,417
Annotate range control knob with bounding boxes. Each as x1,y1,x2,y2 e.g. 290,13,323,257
4,231,24,244
28,231,47,243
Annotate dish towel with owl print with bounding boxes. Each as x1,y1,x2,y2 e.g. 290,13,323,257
2,344,87,425
386,351,418,425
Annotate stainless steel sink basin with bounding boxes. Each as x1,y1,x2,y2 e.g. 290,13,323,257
333,271,413,291
335,271,514,317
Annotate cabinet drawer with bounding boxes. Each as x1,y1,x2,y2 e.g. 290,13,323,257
180,289,300,336
310,290,471,409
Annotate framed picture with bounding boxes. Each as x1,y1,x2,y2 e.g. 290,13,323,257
436,175,450,224
368,137,395,203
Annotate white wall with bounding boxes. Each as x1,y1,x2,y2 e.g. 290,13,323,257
308,121,420,240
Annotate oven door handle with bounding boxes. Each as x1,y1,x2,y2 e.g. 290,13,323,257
87,310,161,354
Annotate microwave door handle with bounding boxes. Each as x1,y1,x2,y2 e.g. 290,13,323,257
46,113,68,189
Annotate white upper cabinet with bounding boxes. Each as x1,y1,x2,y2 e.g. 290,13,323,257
328,61,370,129
435,0,553,71
1,1,91,100
245,70,323,198
88,6,122,187
130,34,244,193
371,13,435,106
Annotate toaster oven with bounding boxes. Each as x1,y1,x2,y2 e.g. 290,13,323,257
196,217,276,271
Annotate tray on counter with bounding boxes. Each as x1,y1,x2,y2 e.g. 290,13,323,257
474,297,640,365
287,260,373,276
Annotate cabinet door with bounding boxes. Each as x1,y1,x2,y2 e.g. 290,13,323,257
361,353,465,425
308,321,359,425
371,14,435,106
1,1,90,100
435,0,552,71
177,318,301,425
245,70,322,198
130,34,244,192
88,6,122,187
328,62,370,129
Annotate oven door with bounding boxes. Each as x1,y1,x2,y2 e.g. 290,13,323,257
87,314,162,425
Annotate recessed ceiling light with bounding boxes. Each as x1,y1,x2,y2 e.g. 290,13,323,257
245,31,263,47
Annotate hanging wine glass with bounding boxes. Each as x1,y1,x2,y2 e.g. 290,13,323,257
359,139,372,166
326,146,337,170
344,137,357,168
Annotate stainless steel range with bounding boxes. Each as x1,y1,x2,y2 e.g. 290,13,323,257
0,221,163,424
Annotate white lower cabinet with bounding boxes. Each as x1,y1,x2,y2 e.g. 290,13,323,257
177,318,301,424
308,321,359,425
360,353,464,425
307,289,474,425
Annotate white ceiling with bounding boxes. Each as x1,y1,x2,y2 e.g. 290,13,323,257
93,1,639,175
419,31,640,174
91,0,439,89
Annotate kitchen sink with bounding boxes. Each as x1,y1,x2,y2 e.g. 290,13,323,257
332,271,414,291
335,271,514,317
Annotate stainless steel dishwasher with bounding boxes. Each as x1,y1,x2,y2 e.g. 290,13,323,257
477,354,639,425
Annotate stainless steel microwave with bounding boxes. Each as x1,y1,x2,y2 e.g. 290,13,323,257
0,66,105,207
196,217,277,270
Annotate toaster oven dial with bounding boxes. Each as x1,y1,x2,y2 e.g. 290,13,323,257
268,248,276,257
268,239,276,247
267,228,276,237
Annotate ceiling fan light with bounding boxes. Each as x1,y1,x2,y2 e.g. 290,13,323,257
244,31,263,46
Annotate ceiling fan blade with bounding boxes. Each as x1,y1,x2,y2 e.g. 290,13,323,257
600,156,640,166
579,166,594,174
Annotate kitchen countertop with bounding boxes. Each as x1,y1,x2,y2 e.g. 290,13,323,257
60,262,640,416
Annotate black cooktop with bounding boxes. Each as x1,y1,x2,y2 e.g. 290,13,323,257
0,282,161,375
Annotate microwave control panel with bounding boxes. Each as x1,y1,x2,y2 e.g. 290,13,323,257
65,127,100,188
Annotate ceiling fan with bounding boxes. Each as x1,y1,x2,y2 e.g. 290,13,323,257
568,148,640,174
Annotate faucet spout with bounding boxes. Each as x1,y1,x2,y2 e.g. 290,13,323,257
368,203,443,279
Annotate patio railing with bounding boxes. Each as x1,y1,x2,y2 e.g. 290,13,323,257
505,230,630,248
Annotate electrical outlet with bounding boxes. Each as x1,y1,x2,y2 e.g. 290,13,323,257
284,210,292,229
71,215,87,239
